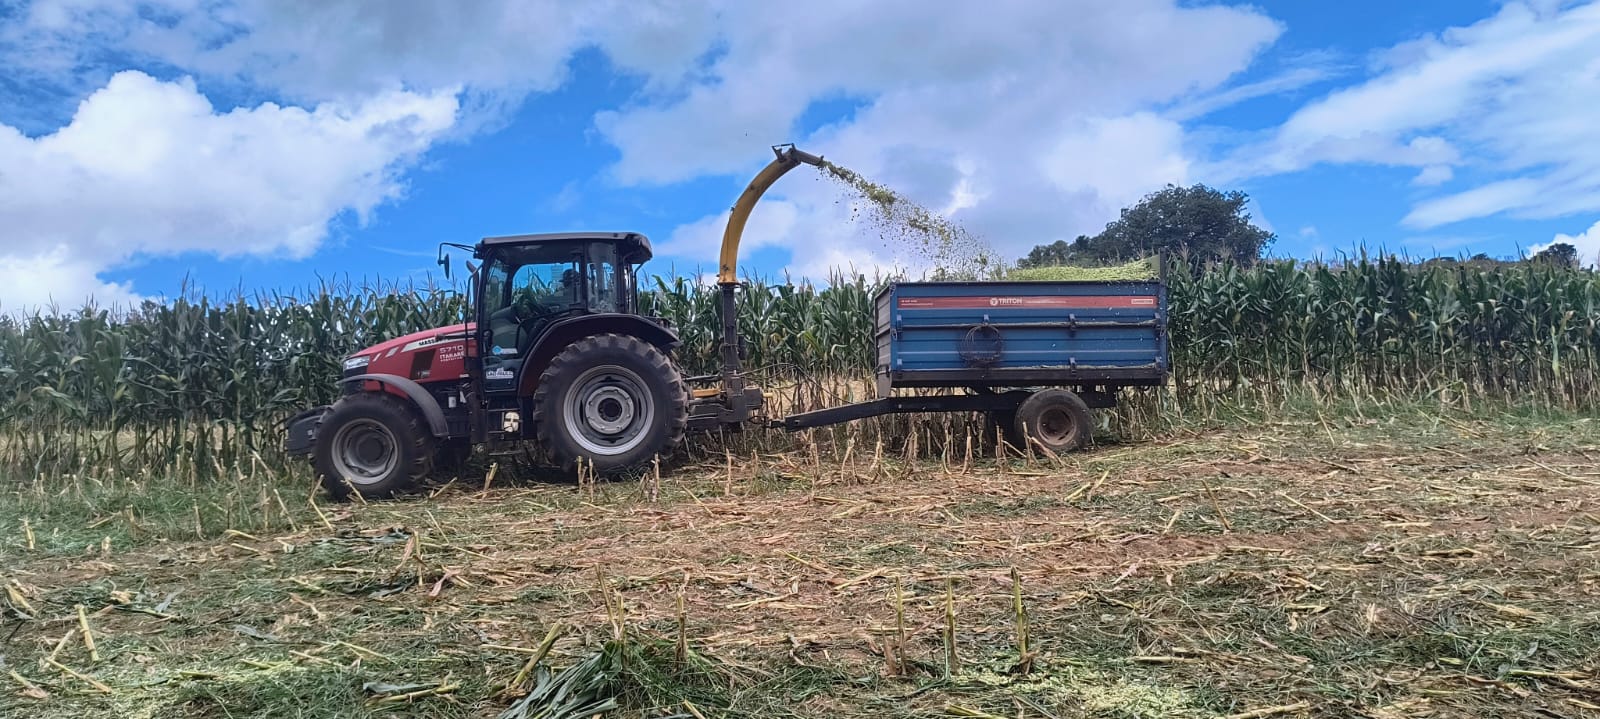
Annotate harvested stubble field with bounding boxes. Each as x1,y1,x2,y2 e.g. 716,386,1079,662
4,413,1600,719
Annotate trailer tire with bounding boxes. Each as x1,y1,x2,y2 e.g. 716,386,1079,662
532,333,688,475
314,392,434,501
1014,389,1092,454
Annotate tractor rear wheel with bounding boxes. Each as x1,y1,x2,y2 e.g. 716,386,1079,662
532,333,688,475
314,392,434,500
1013,389,1093,454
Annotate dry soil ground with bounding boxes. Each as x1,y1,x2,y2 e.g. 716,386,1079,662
3,413,1599,718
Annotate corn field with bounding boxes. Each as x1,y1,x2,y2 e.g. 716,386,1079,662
1166,256,1600,407
639,272,880,376
2,256,1598,480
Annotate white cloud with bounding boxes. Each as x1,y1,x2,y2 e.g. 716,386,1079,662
1402,179,1542,229
1412,165,1454,186
1218,1,1600,229
0,0,731,307
1,0,720,107
1042,114,1191,217
1529,220,1600,266
0,70,457,310
6,0,1598,306
658,199,803,269
1167,64,1336,122
1246,197,1275,235
0,248,139,312
0,0,762,305
597,0,1280,275
33,0,1600,300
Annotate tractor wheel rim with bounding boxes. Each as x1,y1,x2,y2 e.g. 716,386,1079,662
331,418,398,485
1036,407,1075,444
565,364,654,456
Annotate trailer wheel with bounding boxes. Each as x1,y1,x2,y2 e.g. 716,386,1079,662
314,392,434,500
532,333,688,475
1014,389,1092,454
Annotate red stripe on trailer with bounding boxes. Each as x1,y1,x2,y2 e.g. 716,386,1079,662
897,295,1157,309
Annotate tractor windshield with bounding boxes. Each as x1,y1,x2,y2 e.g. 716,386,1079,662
481,244,581,358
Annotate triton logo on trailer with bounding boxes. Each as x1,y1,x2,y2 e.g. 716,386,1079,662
989,297,1023,307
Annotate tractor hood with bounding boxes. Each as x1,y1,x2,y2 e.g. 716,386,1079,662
351,323,473,360
344,323,474,380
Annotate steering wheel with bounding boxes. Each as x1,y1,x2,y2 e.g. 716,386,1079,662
510,292,550,324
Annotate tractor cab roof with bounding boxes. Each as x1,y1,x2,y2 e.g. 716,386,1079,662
477,231,652,263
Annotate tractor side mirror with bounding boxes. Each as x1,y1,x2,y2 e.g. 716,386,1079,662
438,251,452,280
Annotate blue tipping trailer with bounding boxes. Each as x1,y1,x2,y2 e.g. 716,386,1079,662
778,275,1170,452
874,278,1168,395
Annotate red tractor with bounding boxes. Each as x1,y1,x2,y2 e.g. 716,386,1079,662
286,147,825,498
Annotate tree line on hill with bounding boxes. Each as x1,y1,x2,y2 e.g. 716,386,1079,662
1017,183,1587,270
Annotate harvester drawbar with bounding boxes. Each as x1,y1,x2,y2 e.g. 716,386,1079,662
285,144,1168,500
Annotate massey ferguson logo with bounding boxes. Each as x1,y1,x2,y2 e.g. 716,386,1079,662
989,297,1023,306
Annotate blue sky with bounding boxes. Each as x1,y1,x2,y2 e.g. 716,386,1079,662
2,0,1598,309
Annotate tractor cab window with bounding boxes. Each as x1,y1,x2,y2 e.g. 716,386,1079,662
586,243,621,313
480,245,584,382
512,262,582,315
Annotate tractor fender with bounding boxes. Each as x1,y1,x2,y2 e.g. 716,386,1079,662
517,314,681,397
338,373,450,437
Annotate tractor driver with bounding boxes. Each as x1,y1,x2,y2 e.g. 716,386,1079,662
487,267,581,361
520,269,579,316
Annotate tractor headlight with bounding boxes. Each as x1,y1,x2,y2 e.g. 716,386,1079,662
342,355,370,373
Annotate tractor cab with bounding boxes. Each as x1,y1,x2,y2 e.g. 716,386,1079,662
465,232,653,396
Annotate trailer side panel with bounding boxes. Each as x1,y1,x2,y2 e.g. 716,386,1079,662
875,280,1168,396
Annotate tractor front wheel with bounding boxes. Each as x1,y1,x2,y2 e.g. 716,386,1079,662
532,334,688,475
313,392,434,500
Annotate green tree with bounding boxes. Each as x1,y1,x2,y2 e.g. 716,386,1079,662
1017,236,1088,268
1018,184,1274,268
1531,242,1580,268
